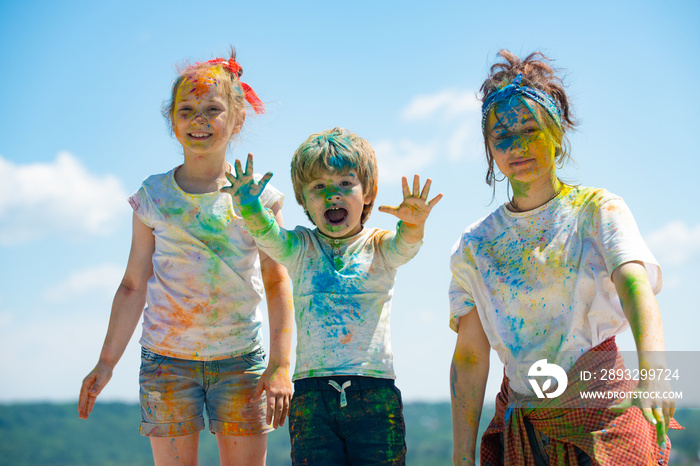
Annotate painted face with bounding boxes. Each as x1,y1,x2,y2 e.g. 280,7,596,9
486,98,557,185
173,69,240,158
302,169,371,239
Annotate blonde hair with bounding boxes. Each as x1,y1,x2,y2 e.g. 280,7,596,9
291,127,378,225
162,49,247,136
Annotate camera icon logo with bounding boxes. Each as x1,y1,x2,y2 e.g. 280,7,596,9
528,359,568,399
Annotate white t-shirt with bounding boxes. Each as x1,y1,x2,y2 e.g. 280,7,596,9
449,186,661,395
129,166,283,361
248,219,421,381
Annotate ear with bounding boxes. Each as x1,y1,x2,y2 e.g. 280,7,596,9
230,109,246,137
299,191,309,211
363,183,378,205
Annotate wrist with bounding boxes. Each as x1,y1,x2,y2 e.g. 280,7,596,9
267,359,291,371
398,220,425,243
239,199,264,217
96,357,117,370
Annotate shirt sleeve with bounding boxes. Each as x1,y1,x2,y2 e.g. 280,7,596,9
376,223,422,269
128,186,155,228
592,196,662,294
448,235,477,333
246,208,305,269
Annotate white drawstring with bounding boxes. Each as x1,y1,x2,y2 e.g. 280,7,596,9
328,380,352,407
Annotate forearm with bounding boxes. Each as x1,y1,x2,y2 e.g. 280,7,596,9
451,355,489,465
613,262,667,370
239,199,275,232
97,283,147,368
238,201,300,267
628,300,667,371
397,220,424,244
263,266,294,370
612,261,675,439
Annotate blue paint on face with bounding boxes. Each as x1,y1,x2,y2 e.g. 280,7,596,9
485,97,558,187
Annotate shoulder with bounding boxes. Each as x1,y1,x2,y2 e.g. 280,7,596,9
293,224,314,236
564,185,622,212
140,167,178,194
451,208,505,254
291,225,317,248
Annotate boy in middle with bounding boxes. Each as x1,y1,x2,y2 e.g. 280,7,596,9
222,127,442,465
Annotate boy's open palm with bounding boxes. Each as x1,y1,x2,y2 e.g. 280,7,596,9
378,175,442,226
221,153,272,206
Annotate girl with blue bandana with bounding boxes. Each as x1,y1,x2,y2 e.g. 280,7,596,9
449,50,681,465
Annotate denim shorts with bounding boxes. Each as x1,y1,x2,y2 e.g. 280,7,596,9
138,346,272,437
289,376,406,465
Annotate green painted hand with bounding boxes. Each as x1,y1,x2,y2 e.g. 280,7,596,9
221,153,272,207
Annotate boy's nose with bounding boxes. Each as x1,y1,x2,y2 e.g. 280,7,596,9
326,191,341,201
193,113,207,123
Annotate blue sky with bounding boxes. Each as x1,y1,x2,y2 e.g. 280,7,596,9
1,1,698,404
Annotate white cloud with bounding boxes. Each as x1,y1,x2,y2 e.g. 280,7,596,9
0,152,129,245
383,88,484,167
400,89,480,121
645,220,700,266
43,263,124,302
446,118,483,162
373,139,439,185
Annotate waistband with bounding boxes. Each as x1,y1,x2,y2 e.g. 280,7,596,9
294,375,395,392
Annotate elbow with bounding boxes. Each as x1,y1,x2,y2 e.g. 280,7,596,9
260,259,290,291
452,349,489,369
450,350,490,392
118,277,148,296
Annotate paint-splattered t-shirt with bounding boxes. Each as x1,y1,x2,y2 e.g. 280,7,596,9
449,185,661,395
248,218,420,380
128,166,283,361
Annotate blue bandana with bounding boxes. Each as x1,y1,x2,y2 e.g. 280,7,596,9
481,73,562,130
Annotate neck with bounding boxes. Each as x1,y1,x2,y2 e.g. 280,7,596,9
176,153,230,194
509,174,562,212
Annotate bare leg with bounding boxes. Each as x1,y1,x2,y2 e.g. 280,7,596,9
216,433,267,466
150,433,199,466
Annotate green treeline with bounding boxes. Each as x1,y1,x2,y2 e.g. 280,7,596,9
0,402,697,465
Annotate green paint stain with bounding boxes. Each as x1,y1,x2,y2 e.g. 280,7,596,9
510,178,530,198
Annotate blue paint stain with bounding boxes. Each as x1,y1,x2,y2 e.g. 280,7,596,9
504,315,526,357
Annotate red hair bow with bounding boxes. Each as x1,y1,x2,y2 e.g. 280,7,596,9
204,58,265,114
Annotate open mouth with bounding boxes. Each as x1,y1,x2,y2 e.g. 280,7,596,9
324,207,348,225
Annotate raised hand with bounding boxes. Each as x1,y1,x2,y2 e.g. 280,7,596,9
221,153,272,207
379,175,442,225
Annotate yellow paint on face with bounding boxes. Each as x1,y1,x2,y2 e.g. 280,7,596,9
176,66,226,100
172,67,239,157
487,100,557,185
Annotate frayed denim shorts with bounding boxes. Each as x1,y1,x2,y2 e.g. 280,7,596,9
138,346,272,437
